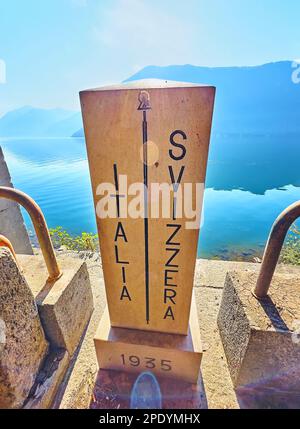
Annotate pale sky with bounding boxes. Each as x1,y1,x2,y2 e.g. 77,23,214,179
0,0,299,114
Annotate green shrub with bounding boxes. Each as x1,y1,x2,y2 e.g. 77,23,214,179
281,224,300,265
49,226,99,252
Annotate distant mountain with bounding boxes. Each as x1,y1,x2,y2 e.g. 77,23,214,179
126,61,300,134
73,61,300,137
46,112,82,137
2,62,299,139
72,128,84,138
0,106,83,137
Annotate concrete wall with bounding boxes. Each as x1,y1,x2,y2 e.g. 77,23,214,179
0,147,33,255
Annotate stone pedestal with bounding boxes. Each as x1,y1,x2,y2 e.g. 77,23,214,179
94,294,202,384
218,270,300,388
0,248,48,408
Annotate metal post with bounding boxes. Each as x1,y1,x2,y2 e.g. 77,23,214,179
253,200,300,299
0,186,62,281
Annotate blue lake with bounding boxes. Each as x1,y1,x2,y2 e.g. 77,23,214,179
1,134,300,259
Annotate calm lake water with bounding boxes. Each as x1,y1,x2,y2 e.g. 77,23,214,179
1,134,300,259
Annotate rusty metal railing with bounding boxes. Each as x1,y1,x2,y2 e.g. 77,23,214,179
0,186,62,281
253,200,300,299
0,234,17,261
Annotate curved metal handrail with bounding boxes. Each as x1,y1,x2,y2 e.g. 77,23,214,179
0,186,62,281
253,200,300,299
0,234,17,261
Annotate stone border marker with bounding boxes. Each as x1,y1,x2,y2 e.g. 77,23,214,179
218,270,300,388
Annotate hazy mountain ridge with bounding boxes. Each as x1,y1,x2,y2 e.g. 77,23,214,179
126,61,300,134
0,106,83,137
72,128,84,138
1,61,299,138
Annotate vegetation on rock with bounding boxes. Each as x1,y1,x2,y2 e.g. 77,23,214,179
48,224,300,265
49,226,98,252
281,224,300,266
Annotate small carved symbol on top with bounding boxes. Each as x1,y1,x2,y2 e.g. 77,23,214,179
137,90,151,111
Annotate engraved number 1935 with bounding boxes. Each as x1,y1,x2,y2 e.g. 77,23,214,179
120,354,172,371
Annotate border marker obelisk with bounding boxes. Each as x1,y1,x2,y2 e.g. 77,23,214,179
80,79,215,382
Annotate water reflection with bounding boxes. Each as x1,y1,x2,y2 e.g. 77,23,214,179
207,133,300,194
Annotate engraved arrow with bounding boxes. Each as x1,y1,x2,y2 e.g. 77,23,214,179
138,90,151,324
